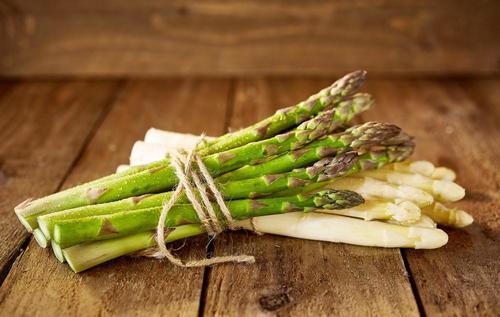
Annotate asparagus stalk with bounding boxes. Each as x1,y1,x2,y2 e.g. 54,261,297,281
38,152,358,240
240,212,448,249
139,71,365,157
383,161,435,177
388,214,437,229
16,99,371,231
357,169,465,202
51,240,65,263
63,224,206,273
318,199,421,224
383,160,456,181
422,202,473,228
277,176,434,207
116,165,129,173
33,229,48,248
130,141,172,166
144,128,214,148
197,70,367,156
327,177,434,207
416,215,437,228
432,167,456,181
63,210,448,273
52,190,364,248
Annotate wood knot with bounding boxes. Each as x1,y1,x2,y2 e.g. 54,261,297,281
259,292,290,311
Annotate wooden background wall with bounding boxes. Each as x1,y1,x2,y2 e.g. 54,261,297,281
0,0,499,77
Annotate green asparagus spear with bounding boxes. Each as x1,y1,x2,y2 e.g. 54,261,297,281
39,152,358,241
197,70,367,155
53,190,364,248
16,97,371,231
273,141,415,197
63,225,205,273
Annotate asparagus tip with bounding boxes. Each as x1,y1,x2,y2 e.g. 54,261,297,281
432,180,465,202
456,210,474,227
308,151,358,180
315,189,365,209
409,160,435,177
432,167,457,181
410,227,448,249
339,70,367,95
389,201,421,224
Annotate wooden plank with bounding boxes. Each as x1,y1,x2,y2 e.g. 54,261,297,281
0,79,231,316
1,1,500,76
203,79,419,316
457,79,500,122
0,80,119,278
364,79,500,316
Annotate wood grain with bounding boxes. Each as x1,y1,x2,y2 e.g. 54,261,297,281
0,79,230,316
364,79,500,316
202,79,420,316
0,80,118,279
0,77,498,316
1,1,499,76
457,79,500,123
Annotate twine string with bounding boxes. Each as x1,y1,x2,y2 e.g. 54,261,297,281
152,134,255,267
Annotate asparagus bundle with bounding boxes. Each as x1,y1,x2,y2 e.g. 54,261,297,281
16,92,373,230
14,71,473,273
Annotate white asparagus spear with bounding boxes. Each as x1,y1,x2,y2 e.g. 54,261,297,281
383,160,435,177
357,169,465,202
144,128,215,147
237,212,448,249
130,141,169,165
411,215,437,228
387,214,437,229
318,199,421,224
382,160,454,180
432,167,456,181
422,202,473,228
327,177,434,207
116,164,130,173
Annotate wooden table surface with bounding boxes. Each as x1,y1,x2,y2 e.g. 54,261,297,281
0,78,498,316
